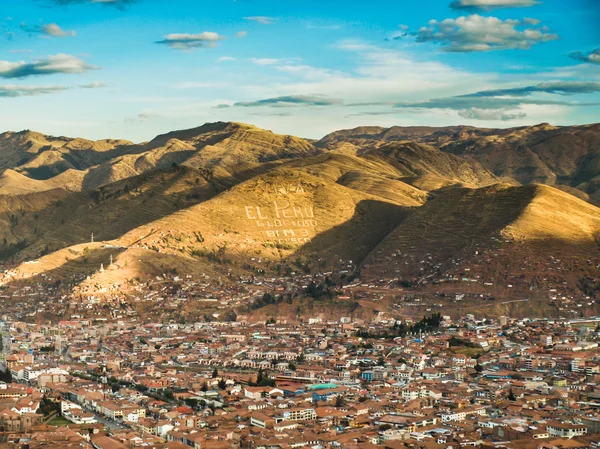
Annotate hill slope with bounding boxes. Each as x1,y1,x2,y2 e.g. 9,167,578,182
117,167,409,268
319,122,600,203
0,121,599,320
362,184,600,303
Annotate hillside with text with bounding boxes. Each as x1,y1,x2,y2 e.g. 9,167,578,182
0,121,598,321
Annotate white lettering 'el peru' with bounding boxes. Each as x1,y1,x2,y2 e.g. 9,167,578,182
245,206,268,220
273,200,314,219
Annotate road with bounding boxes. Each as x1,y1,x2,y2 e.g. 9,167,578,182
0,321,9,373
79,404,130,431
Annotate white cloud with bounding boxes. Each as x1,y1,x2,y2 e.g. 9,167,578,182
569,48,600,65
250,57,300,66
0,84,68,97
236,31,247,38
138,41,595,139
244,16,277,25
174,81,232,89
414,14,558,52
124,112,161,123
79,81,107,89
235,95,342,107
0,54,97,78
161,43,496,129
42,23,76,37
21,22,76,37
305,22,343,30
155,32,224,50
262,43,493,103
458,107,526,120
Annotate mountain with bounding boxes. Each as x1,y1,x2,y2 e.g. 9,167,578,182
0,130,133,182
0,122,319,194
318,125,482,152
0,123,321,262
319,122,600,204
0,121,599,320
363,183,599,280
363,142,499,190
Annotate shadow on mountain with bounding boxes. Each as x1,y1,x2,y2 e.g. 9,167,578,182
80,149,197,191
361,185,538,279
22,164,72,181
0,167,224,263
1,160,310,265
362,184,600,289
0,188,71,214
19,143,139,181
290,199,412,268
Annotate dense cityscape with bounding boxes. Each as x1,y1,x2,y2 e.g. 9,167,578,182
0,314,599,448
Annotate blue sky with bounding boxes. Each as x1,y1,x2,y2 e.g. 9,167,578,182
0,0,599,141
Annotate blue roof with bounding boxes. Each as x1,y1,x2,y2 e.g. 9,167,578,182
307,383,338,390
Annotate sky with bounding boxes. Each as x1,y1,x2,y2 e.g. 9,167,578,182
0,0,599,141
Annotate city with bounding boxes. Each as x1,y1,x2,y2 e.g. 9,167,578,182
0,314,599,448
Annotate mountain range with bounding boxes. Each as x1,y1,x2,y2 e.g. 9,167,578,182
0,121,598,320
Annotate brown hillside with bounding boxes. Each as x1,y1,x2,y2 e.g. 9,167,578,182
318,123,600,203
362,184,600,297
364,142,499,189
117,168,408,268
0,121,599,318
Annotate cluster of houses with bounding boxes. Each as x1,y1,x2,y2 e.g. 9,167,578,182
368,238,599,317
0,315,598,448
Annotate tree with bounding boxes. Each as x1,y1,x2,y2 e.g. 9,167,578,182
250,368,275,387
0,370,11,383
474,363,483,373
201,382,208,392
184,398,199,409
218,379,227,390
507,389,516,401
212,368,218,378
39,398,59,416
164,389,174,400
335,395,345,408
